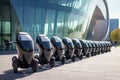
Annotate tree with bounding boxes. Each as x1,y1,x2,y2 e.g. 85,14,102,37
110,29,120,42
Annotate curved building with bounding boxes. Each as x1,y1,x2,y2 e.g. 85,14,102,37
0,0,109,50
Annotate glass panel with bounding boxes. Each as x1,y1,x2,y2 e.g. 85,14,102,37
3,21,11,34
41,36,50,42
14,5,24,29
72,0,82,9
0,21,1,34
63,12,69,37
45,0,58,4
44,9,55,37
54,37,62,42
58,0,67,6
10,0,23,5
11,4,23,50
67,0,73,7
24,6,35,39
44,23,48,35
35,8,42,35
19,35,32,41
0,37,1,49
56,11,65,38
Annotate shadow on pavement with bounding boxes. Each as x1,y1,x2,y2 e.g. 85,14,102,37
0,62,65,80
0,69,33,80
0,58,83,80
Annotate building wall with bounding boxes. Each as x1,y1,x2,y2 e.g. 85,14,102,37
93,20,108,40
0,0,109,50
86,0,109,40
109,19,119,33
108,19,119,40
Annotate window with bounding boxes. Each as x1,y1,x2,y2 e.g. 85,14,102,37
0,21,1,34
58,0,67,6
24,6,35,39
41,36,50,42
19,35,32,41
35,8,42,34
14,5,24,29
44,9,55,37
56,11,65,38
3,21,11,34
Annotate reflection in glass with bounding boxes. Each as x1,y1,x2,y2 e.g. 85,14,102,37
0,0,109,50
45,9,55,37
57,11,65,38
3,22,11,34
24,6,35,39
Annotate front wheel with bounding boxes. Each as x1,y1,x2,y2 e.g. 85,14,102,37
86,53,90,58
61,56,66,64
71,55,76,62
49,57,55,68
31,59,38,72
79,55,83,60
12,56,18,73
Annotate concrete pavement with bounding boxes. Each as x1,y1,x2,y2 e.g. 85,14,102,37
0,47,120,80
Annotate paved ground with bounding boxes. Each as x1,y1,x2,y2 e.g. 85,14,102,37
0,47,120,80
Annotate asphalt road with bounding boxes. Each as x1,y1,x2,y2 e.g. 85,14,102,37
0,47,120,80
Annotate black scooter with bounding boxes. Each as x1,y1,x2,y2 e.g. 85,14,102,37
35,34,55,67
62,37,76,62
51,36,66,64
12,32,38,73
72,39,83,60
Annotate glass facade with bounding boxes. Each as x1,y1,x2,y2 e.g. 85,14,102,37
0,0,109,50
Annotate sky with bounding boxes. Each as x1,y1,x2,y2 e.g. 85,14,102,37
108,0,120,18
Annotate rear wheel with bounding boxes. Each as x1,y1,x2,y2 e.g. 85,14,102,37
12,56,18,73
61,56,66,64
71,55,76,62
79,55,83,60
31,59,38,72
49,57,55,67
86,53,90,58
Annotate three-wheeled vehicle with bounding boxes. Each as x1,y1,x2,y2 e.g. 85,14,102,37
79,40,89,58
72,39,83,60
12,32,38,73
35,34,55,67
51,36,66,64
62,37,75,62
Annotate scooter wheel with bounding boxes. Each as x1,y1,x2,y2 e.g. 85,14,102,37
71,55,75,62
79,55,83,60
35,55,39,59
61,56,66,64
86,53,90,58
31,59,38,72
49,57,55,67
12,56,17,61
12,56,18,73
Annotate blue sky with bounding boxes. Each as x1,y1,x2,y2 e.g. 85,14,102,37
108,0,120,18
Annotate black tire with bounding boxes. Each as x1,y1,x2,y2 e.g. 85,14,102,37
35,55,39,59
31,59,38,72
61,56,66,64
12,56,18,73
13,68,18,73
49,58,55,67
12,56,17,61
71,55,75,62
86,53,90,58
34,55,41,64
91,53,94,56
79,55,83,60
